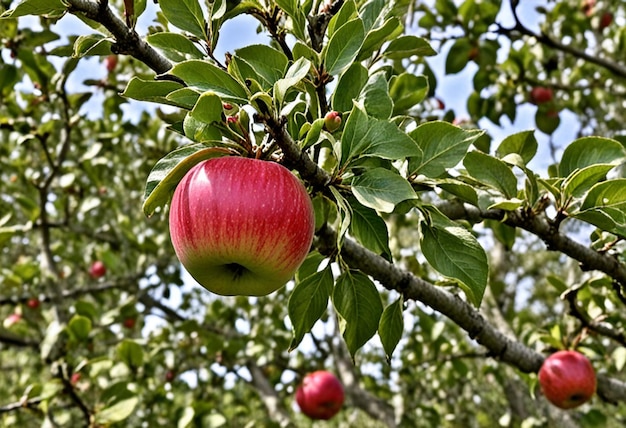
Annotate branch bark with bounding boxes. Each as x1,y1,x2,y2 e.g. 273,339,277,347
246,361,295,428
66,0,172,74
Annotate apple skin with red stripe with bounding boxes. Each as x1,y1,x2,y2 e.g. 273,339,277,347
296,371,345,420
169,157,315,296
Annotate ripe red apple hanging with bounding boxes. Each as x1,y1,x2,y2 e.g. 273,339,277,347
169,156,315,296
296,370,345,420
538,350,596,409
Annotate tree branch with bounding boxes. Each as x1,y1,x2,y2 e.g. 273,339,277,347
246,361,295,428
314,224,626,404
65,0,172,74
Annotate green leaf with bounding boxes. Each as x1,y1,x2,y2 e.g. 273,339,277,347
384,35,437,59
331,63,368,112
495,130,538,165
389,73,428,115
95,397,139,425
274,0,307,40
408,121,483,178
341,103,421,166
146,32,205,62
188,92,224,125
325,18,365,75
167,60,248,103
420,208,488,306
288,266,334,350
231,44,289,90
358,17,404,60
358,71,393,119
68,315,92,342
562,164,616,199
445,38,471,74
183,113,223,142
159,0,206,39
463,151,518,199
72,34,113,58
333,271,383,358
166,88,201,109
349,197,391,258
122,77,184,105
559,136,626,178
274,57,311,105
0,0,66,18
573,179,626,238
378,297,404,362
351,168,417,213
142,144,232,216
117,339,144,368
327,0,357,37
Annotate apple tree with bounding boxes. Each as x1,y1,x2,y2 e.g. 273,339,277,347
1,0,625,426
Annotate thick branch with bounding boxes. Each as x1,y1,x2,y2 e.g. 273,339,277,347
314,224,626,404
66,0,172,74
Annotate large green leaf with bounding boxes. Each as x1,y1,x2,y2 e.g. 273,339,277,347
146,32,205,62
389,73,429,115
274,57,311,105
378,297,404,362
167,60,248,103
333,271,383,358
331,63,368,112
117,339,144,368
562,164,616,199
463,151,518,199
231,44,289,90
142,144,232,216
122,77,184,105
351,168,417,213
445,38,471,74
341,103,421,166
573,179,626,238
273,0,307,40
559,136,626,177
420,208,488,306
408,121,483,178
495,130,538,165
95,397,139,425
325,18,365,75
358,70,393,119
384,35,437,59
349,197,391,259
288,266,334,350
0,0,66,18
159,0,206,39
358,17,403,60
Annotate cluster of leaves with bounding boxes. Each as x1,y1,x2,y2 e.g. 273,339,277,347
1,0,626,426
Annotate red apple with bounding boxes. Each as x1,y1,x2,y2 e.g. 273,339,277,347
104,54,118,73
538,350,596,409
165,370,176,382
3,313,22,328
599,11,613,30
70,372,81,385
296,371,345,420
529,86,554,105
26,298,40,309
122,317,136,329
89,260,106,279
169,157,315,296
323,111,342,132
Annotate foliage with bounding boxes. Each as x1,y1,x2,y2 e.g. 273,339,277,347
1,0,626,426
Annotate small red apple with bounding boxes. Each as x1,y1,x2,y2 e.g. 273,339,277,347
104,55,118,73
538,350,596,409
122,317,136,329
70,372,81,385
169,157,315,296
296,371,345,420
26,298,40,309
323,111,342,132
3,313,22,328
529,86,554,105
165,370,176,382
599,11,613,30
89,261,106,279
